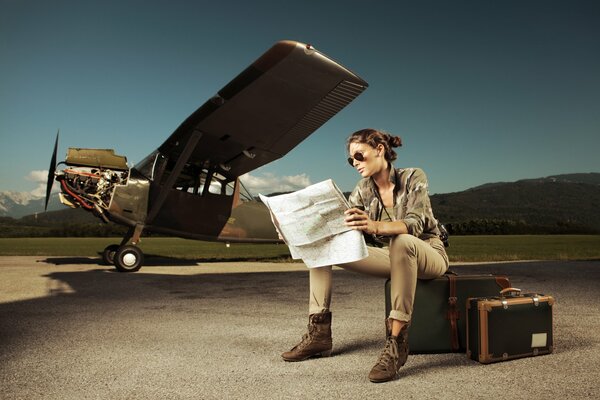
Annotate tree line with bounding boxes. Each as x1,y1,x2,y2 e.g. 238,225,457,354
444,218,599,235
1,216,597,238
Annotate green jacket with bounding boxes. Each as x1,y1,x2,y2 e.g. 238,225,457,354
347,166,442,241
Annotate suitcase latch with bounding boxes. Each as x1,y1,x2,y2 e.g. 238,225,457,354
502,299,508,309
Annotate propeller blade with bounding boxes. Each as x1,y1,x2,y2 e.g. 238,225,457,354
45,130,59,211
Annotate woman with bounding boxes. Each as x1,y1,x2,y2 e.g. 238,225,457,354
281,128,449,383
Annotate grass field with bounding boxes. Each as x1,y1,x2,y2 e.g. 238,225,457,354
0,237,292,261
0,235,598,262
445,235,600,262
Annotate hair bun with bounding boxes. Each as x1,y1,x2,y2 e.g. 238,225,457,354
389,135,402,148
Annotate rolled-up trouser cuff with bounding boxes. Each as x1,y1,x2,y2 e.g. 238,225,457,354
309,306,329,315
389,310,411,322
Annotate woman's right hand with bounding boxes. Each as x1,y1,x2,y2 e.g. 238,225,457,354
344,207,379,235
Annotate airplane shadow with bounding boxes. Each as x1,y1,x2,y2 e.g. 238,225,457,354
42,257,102,265
42,254,292,267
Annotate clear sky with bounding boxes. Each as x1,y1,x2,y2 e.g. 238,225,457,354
1,0,599,197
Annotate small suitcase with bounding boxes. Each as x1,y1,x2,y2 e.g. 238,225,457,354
467,288,555,364
384,272,510,353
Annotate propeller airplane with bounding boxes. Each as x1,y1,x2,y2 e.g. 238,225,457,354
45,40,368,272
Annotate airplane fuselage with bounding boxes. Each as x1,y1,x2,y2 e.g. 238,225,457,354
56,156,280,243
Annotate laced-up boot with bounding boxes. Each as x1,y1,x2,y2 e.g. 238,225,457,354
281,311,332,362
368,323,409,383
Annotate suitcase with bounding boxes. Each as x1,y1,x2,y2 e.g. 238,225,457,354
384,272,510,353
467,288,554,364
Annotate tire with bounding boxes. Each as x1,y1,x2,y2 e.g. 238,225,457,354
102,244,120,265
114,245,144,272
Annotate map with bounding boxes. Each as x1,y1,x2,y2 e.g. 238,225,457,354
260,179,368,268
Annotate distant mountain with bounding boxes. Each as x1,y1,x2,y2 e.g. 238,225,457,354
470,173,600,190
1,204,124,238
0,192,64,218
431,173,600,233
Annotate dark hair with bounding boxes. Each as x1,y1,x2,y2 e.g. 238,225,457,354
346,128,402,162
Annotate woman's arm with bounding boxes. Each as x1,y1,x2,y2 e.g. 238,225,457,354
401,168,432,237
345,168,433,237
344,207,409,235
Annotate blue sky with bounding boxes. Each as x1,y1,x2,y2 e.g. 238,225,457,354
1,0,599,197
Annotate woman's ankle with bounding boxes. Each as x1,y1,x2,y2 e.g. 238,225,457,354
390,318,408,337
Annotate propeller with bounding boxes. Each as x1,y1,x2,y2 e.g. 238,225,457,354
45,130,59,211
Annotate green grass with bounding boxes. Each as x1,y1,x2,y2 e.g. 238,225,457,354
0,235,599,262
445,235,600,262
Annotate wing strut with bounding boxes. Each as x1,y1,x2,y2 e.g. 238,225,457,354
146,130,203,224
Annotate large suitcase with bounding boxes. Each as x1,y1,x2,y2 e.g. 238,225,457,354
384,273,510,353
467,288,554,364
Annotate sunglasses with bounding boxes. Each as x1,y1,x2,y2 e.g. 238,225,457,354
347,151,366,166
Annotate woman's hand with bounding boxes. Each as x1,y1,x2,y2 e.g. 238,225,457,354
344,207,379,235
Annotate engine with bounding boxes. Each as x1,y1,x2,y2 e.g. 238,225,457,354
55,148,130,222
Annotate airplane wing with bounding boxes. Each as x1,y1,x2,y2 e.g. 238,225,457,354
134,40,368,187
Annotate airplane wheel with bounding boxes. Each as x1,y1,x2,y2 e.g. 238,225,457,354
114,245,144,273
102,244,120,265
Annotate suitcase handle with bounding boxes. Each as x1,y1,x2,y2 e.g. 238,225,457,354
499,287,522,296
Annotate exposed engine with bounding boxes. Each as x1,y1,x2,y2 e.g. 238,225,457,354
57,168,129,211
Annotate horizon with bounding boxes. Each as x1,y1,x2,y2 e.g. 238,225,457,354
2,1,599,197
2,170,599,201
3,172,600,236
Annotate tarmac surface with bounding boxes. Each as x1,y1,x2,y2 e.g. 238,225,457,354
0,256,599,399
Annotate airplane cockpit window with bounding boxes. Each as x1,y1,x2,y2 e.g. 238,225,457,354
137,152,240,198
134,151,160,180
206,172,235,196
170,164,235,197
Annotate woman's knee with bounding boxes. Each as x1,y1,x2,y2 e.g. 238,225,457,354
389,234,419,257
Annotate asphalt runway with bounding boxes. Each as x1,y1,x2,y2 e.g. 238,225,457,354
1,256,599,399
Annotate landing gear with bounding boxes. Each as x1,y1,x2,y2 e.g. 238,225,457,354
104,224,146,272
102,244,120,265
114,245,145,272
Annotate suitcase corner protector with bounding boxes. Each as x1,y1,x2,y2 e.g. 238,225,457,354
479,355,493,364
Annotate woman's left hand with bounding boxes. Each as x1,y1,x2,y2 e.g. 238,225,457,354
344,207,379,235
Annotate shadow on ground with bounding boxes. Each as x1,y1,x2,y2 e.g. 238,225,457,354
1,259,599,398
42,254,293,267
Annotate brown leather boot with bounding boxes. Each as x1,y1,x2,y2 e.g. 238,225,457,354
282,311,333,362
368,324,409,383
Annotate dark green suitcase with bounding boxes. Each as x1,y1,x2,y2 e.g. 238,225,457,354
467,288,554,363
384,273,510,353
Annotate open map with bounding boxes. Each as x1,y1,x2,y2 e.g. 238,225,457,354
260,179,368,268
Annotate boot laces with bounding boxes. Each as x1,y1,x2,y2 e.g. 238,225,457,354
294,324,316,351
375,336,399,370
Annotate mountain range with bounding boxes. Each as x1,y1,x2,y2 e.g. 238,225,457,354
430,173,600,233
1,172,599,234
0,191,62,218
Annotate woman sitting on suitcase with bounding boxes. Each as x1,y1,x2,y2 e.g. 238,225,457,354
282,128,449,383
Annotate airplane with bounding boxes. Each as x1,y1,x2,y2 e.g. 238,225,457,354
45,40,369,272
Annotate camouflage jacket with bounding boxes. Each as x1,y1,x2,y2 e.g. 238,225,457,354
347,166,442,241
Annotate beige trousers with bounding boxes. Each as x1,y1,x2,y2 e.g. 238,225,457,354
309,234,449,322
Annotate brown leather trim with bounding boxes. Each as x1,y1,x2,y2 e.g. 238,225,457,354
446,275,460,351
479,306,490,363
495,276,510,290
